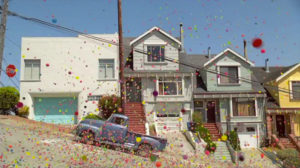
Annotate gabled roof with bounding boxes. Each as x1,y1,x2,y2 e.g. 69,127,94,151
203,48,254,67
129,26,182,46
275,63,300,82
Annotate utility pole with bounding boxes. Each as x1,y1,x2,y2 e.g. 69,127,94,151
0,0,8,79
118,0,125,112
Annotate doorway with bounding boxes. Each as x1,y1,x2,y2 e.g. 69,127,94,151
276,115,285,137
126,79,142,102
207,101,216,123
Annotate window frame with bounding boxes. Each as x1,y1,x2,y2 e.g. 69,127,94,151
24,59,41,81
156,76,183,96
98,59,115,80
217,65,240,85
146,45,165,63
290,80,300,100
87,95,102,101
231,97,258,117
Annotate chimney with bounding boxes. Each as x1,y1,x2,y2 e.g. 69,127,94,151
265,58,270,73
243,40,248,60
180,23,184,53
208,46,211,59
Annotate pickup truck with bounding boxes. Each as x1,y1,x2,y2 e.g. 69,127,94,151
75,114,167,156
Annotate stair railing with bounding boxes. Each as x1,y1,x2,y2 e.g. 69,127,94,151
271,134,285,149
288,134,300,152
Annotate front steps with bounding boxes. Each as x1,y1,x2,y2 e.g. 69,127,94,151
203,123,221,141
214,141,232,162
124,102,146,134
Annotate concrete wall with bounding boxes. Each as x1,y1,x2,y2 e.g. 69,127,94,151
19,34,120,121
132,31,180,71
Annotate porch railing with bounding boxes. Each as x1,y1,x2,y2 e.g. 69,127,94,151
288,134,300,152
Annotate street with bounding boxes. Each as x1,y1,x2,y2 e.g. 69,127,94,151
0,116,280,168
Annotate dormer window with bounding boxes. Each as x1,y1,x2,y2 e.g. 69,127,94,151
218,66,239,84
147,45,165,62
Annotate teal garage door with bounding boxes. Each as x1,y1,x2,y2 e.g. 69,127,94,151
34,97,78,124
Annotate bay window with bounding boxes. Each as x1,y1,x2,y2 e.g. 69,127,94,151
232,98,256,116
158,77,182,96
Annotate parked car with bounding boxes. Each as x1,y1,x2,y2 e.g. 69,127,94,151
74,114,167,156
0,106,18,115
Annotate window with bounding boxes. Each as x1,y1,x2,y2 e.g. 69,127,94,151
194,101,204,109
87,95,102,101
232,98,256,116
158,77,182,96
111,117,126,126
156,103,181,117
219,66,239,84
99,59,114,79
147,46,165,62
246,127,255,132
24,60,40,80
291,81,300,100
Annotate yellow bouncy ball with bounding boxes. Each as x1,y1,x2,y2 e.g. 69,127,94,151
221,135,228,141
136,137,141,142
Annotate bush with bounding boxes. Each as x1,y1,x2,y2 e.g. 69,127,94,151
192,111,202,124
98,95,122,119
0,87,19,113
18,106,29,118
82,113,102,120
228,130,241,151
194,124,216,153
277,149,300,168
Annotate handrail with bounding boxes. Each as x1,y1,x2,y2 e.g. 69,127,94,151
271,134,285,149
226,141,237,163
288,134,300,152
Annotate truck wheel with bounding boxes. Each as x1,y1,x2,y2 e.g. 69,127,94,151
81,131,94,145
137,144,152,157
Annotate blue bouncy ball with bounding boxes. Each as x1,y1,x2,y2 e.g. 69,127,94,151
52,18,57,23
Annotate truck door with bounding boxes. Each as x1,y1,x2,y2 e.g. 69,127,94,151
102,116,128,144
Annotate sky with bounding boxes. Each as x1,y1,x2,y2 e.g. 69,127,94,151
1,0,300,88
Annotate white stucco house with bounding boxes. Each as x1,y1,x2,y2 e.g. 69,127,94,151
19,34,120,124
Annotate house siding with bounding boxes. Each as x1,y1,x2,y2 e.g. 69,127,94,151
205,52,252,92
132,31,180,71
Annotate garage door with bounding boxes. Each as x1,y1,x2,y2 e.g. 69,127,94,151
34,97,78,124
238,127,258,148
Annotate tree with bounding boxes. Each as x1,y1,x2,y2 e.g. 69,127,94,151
98,94,122,119
0,86,19,112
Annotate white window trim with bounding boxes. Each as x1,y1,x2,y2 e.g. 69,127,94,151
144,44,166,63
24,59,41,81
156,76,183,96
289,80,300,100
217,65,241,85
98,59,115,80
230,97,258,117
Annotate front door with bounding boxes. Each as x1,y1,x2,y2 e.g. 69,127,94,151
207,101,216,123
126,79,141,102
276,115,285,137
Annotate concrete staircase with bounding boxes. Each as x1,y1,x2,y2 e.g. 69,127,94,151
214,141,232,162
279,138,296,149
124,102,146,134
203,123,221,141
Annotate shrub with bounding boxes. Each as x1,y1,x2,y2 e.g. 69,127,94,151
228,130,241,151
192,111,202,124
0,86,19,113
277,149,300,168
194,124,216,153
18,106,29,118
82,113,102,120
149,124,156,136
98,95,122,119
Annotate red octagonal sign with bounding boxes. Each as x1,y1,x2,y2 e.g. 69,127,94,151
6,64,16,78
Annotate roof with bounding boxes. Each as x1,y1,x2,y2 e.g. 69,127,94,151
276,63,300,82
129,26,181,46
203,48,254,67
251,65,294,83
179,54,211,72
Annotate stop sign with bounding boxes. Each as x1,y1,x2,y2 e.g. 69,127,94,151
6,64,16,77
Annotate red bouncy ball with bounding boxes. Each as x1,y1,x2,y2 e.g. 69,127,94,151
261,49,266,53
155,161,162,167
252,38,263,48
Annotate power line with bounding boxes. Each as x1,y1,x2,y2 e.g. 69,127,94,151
1,7,297,96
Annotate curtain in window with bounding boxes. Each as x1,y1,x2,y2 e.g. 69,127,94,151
233,98,255,116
